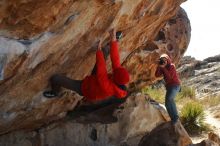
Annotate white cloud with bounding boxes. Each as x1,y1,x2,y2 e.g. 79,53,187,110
181,0,220,60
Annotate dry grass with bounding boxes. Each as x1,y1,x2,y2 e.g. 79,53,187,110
213,105,220,120
141,87,165,103
199,95,220,108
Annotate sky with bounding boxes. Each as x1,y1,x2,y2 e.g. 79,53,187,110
181,0,220,60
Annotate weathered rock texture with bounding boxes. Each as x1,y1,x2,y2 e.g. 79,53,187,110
0,94,192,146
178,55,220,98
0,0,190,138
138,121,192,146
125,8,191,91
208,132,220,145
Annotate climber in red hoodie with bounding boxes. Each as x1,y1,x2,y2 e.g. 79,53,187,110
155,54,181,124
43,29,130,103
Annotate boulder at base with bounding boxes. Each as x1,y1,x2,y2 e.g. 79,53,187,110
138,121,192,146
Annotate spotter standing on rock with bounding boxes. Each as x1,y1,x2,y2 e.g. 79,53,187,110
155,54,181,124
43,29,130,104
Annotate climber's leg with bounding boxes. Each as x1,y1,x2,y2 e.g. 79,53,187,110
90,31,122,76
43,74,83,98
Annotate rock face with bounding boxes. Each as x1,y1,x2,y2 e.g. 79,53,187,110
178,55,220,98
138,121,192,146
0,0,191,140
208,132,220,145
125,7,191,91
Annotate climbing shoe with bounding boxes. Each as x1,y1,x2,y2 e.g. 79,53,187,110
43,90,58,98
116,31,123,40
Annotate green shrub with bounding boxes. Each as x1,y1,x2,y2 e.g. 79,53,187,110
180,101,207,134
178,86,196,99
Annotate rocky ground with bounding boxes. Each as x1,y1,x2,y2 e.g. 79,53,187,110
205,106,220,135
190,105,220,144
178,55,220,144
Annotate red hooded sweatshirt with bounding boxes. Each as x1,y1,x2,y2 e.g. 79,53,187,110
81,41,128,102
155,54,180,87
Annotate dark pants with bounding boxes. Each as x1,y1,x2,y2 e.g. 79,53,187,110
50,74,83,96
